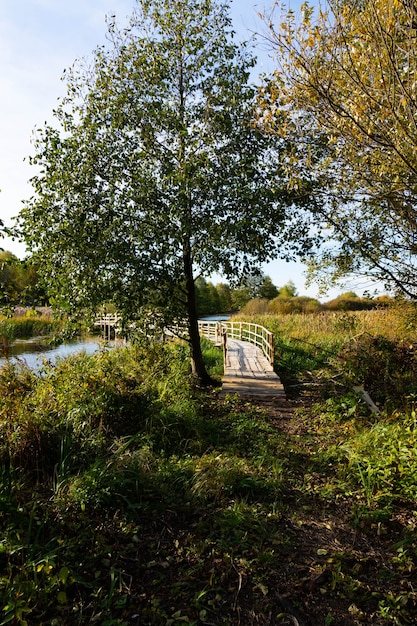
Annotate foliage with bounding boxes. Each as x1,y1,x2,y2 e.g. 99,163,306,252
0,251,47,306
324,295,375,311
341,409,417,505
260,0,417,298
18,0,302,384
240,297,271,315
0,315,58,358
0,316,416,624
230,273,280,310
277,280,297,298
335,334,417,408
268,294,322,314
0,316,56,340
195,278,232,316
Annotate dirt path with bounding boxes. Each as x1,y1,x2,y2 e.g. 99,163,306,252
224,390,416,626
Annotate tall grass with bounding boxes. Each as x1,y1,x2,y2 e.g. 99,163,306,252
234,304,416,346
0,315,58,339
233,306,417,396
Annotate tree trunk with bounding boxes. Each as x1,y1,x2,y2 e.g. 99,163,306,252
183,251,216,386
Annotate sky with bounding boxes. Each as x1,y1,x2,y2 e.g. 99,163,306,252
0,0,367,301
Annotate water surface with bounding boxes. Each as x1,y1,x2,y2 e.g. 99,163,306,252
0,336,116,371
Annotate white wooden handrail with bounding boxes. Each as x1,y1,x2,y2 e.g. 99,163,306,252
198,320,274,367
93,316,274,367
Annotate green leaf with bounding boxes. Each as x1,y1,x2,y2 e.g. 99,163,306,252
57,591,67,605
59,567,70,584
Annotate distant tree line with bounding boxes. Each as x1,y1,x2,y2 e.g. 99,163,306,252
195,273,280,316
0,250,394,317
195,274,392,317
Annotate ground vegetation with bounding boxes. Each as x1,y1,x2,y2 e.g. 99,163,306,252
0,307,416,625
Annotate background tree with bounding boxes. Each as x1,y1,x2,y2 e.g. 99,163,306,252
195,278,222,317
261,0,417,298
0,251,47,307
216,283,233,313
231,273,279,310
258,275,279,300
277,280,298,298
19,0,300,384
195,278,212,318
0,251,22,304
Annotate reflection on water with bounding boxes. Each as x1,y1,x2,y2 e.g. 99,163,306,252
0,336,118,370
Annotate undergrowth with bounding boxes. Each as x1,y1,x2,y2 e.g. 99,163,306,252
0,312,416,625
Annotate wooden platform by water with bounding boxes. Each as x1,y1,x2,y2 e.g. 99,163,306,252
219,338,286,398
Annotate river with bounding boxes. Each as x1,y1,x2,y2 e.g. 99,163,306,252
0,315,231,370
0,336,118,371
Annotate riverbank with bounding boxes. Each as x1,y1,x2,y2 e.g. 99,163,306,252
0,335,118,370
12,306,53,317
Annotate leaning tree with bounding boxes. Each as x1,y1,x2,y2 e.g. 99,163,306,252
19,0,305,384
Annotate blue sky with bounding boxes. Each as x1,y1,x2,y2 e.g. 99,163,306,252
0,0,361,300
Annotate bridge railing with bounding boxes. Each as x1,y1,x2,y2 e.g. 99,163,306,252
198,320,274,367
94,314,121,326
197,320,224,345
94,316,274,367
94,314,122,340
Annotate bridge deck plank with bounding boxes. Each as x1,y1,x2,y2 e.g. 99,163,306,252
220,339,286,398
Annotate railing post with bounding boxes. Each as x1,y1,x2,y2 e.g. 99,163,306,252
216,321,221,345
222,327,227,367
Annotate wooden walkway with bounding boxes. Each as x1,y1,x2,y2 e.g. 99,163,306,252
95,316,286,398
219,338,286,398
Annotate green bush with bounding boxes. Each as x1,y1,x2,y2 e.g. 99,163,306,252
268,295,322,314
324,296,375,311
341,410,417,505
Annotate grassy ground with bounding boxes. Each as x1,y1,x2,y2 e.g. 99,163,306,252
0,309,416,625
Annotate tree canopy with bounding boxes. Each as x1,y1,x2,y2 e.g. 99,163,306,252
19,0,303,383
260,0,417,298
0,251,46,307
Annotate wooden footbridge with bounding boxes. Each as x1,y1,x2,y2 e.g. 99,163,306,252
198,320,286,398
95,315,285,398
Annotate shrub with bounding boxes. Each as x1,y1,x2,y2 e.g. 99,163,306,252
324,296,375,311
341,410,417,505
336,335,417,407
268,296,322,314
241,298,270,315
